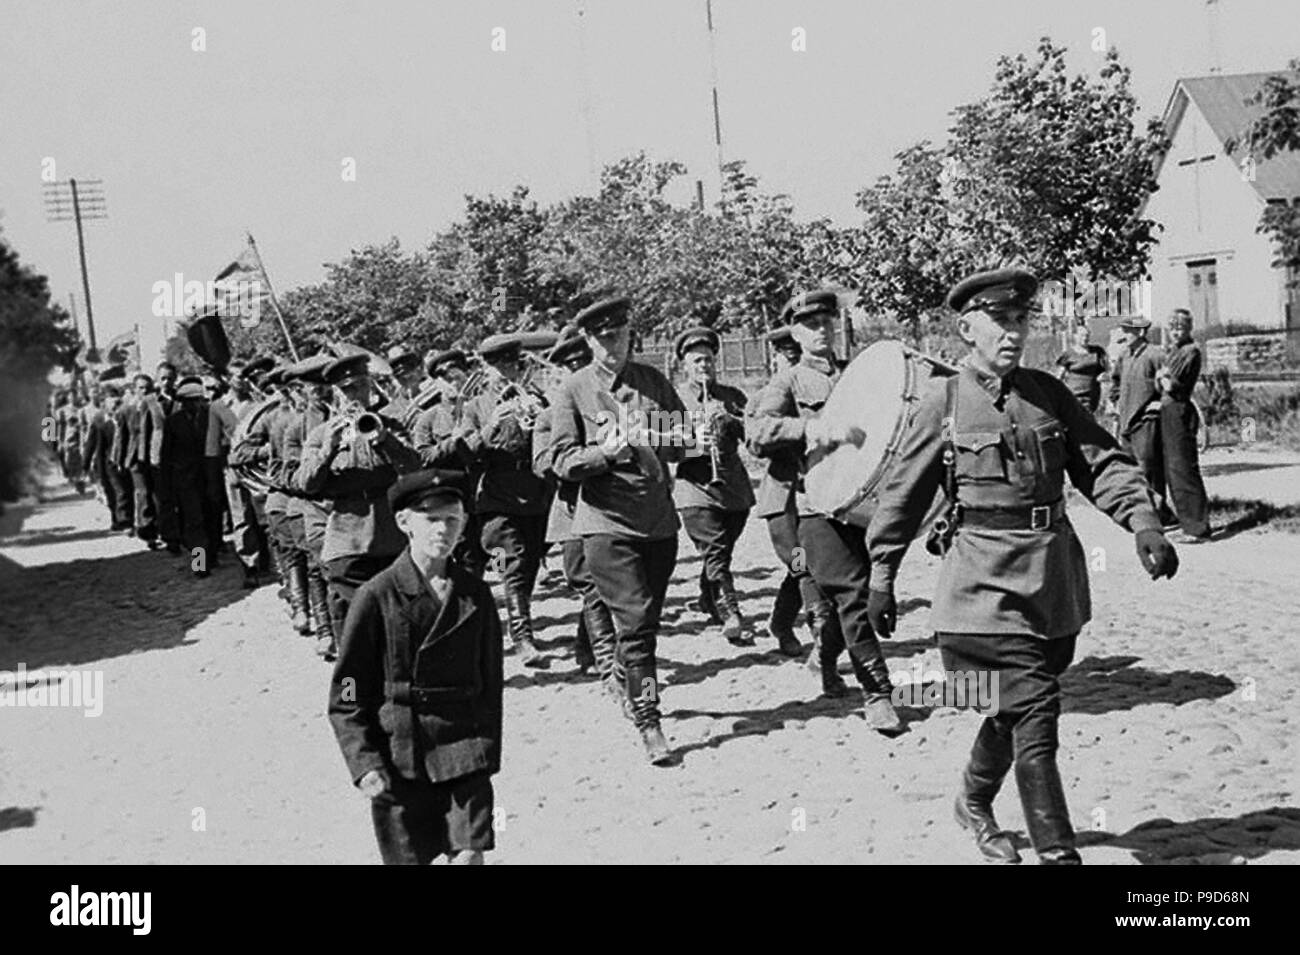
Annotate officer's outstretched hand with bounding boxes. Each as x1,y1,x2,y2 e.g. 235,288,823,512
1135,529,1179,580
867,588,897,638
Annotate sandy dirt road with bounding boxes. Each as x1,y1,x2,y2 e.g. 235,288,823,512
2,446,1298,864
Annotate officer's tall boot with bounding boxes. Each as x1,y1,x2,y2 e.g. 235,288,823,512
954,721,1021,863
847,646,904,736
715,569,755,648
687,570,722,624
286,552,311,635
573,614,595,673
1015,757,1082,865
807,588,849,697
583,600,621,706
768,573,805,657
308,570,336,661
505,586,546,669
625,662,673,766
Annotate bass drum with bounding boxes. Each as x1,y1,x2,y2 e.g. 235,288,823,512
804,339,956,529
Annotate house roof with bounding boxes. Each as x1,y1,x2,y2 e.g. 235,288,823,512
1163,72,1300,201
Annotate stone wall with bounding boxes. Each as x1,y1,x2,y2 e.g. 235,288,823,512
1205,332,1289,373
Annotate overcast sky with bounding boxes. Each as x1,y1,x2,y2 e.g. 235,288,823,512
2,0,1297,346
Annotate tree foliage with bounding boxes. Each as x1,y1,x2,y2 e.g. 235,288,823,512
1243,59,1300,284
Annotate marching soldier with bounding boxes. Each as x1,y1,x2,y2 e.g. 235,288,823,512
672,325,768,649
328,469,503,865
294,354,423,643
1158,309,1211,543
223,359,275,588
747,290,902,732
456,334,552,667
533,325,620,690
281,355,340,656
547,296,689,765
758,326,814,659
1110,315,1170,522
866,268,1179,865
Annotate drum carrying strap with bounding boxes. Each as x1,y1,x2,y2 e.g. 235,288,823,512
924,375,961,557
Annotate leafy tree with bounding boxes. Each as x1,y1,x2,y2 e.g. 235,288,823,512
1241,60,1300,288
855,39,1168,337
0,227,80,499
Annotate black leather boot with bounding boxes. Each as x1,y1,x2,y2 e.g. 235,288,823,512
308,571,336,661
626,663,673,765
768,573,805,656
286,553,311,634
715,570,755,647
583,600,618,683
573,614,595,672
505,587,546,668
1015,757,1082,865
954,723,1021,863
851,652,904,736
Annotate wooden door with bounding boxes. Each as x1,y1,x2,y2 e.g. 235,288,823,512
1186,260,1220,327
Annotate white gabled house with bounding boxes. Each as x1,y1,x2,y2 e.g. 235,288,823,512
1145,72,1300,333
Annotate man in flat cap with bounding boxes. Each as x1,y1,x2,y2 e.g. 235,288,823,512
748,290,901,730
533,325,619,683
329,469,504,864
1110,314,1171,524
444,333,552,667
294,353,424,651
866,267,1179,864
1156,309,1210,542
546,296,690,765
673,325,778,652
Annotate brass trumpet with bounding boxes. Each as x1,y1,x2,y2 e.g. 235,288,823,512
697,378,727,487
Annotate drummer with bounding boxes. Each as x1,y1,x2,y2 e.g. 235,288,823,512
747,290,904,735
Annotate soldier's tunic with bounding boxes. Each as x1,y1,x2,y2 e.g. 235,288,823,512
414,383,486,576
296,413,421,637
867,361,1162,761
1160,341,1209,538
1110,339,1165,508
747,352,886,695
224,396,271,574
547,360,685,672
674,380,755,621
328,550,503,864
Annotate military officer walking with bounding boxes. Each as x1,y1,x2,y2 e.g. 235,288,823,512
866,268,1179,865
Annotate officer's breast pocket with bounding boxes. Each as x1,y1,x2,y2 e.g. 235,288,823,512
954,432,1006,480
1032,422,1067,473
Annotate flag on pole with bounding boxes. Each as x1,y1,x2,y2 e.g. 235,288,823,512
213,243,268,324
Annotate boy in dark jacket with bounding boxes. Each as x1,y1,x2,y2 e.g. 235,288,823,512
328,469,504,865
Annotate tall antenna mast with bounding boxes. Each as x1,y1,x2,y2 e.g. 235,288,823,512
1207,0,1222,74
574,1,599,188
705,0,725,205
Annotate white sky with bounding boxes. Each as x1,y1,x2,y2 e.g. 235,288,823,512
1,0,1297,345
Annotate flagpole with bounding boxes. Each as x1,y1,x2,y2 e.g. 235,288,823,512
245,231,300,361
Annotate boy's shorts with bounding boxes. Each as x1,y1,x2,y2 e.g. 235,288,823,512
370,770,494,865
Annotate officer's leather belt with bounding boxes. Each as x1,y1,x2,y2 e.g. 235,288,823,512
959,498,1066,531
386,680,477,707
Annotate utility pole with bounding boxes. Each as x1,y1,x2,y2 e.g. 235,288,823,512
43,178,106,363
1206,0,1222,74
705,0,725,204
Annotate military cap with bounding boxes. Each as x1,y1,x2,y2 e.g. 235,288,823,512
1119,315,1152,330
547,324,591,365
425,348,469,378
783,290,840,323
100,380,126,395
478,333,523,364
388,468,469,512
177,374,204,389
386,345,420,372
175,381,206,400
131,372,154,387
321,353,370,385
946,268,1038,314
1168,309,1193,327
766,325,800,351
674,325,721,359
285,354,335,385
574,296,630,334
